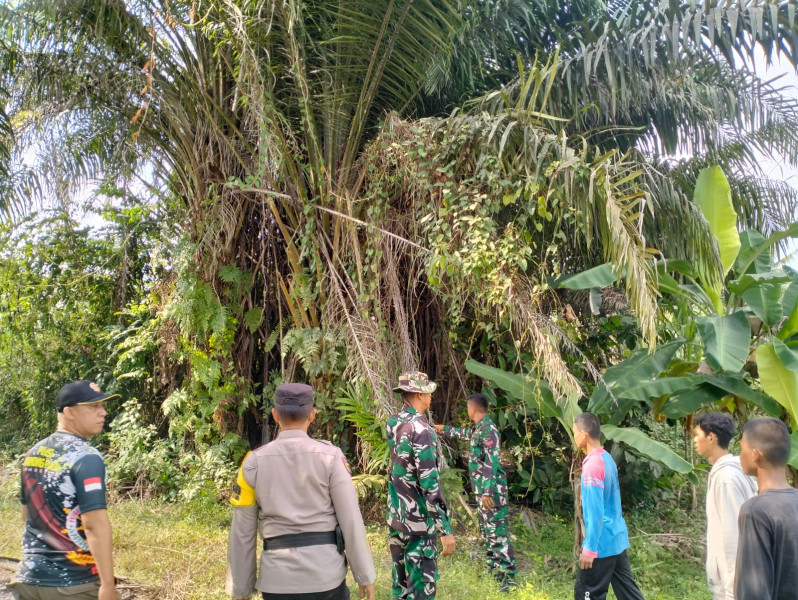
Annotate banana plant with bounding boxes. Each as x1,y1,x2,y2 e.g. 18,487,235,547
464,359,692,474
553,165,798,465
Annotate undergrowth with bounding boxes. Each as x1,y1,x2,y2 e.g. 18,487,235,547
0,461,709,600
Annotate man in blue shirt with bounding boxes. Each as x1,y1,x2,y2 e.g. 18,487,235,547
573,412,645,600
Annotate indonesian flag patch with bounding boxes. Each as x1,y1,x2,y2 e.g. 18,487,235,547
83,477,102,492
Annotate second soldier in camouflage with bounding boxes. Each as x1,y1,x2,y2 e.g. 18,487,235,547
387,371,455,600
436,393,517,591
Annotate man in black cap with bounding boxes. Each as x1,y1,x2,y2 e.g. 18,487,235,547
226,383,376,600
9,380,120,600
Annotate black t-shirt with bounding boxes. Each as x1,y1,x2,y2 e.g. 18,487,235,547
17,431,107,586
735,488,798,600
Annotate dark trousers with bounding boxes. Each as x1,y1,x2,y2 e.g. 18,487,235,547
574,550,645,600
262,579,350,600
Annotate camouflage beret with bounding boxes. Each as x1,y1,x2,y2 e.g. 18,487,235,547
393,371,437,394
274,383,314,407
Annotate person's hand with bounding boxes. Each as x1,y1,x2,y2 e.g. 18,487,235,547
578,550,595,570
440,533,456,556
434,424,444,433
97,583,117,600
358,583,376,599
481,495,494,509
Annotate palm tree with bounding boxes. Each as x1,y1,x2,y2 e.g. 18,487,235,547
4,0,798,445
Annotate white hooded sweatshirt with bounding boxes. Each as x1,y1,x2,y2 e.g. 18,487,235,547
705,454,758,600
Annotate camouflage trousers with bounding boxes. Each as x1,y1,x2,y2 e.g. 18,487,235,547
388,529,439,600
477,502,517,576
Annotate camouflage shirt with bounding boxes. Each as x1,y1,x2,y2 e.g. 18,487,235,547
386,405,452,536
444,415,508,503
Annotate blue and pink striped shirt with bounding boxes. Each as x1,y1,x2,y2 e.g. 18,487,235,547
581,447,630,558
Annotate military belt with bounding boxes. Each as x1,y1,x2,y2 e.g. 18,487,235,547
263,530,338,551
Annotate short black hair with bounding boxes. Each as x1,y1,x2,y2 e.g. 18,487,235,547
275,404,313,423
574,412,601,440
466,393,489,412
694,412,735,449
401,390,416,403
742,417,791,467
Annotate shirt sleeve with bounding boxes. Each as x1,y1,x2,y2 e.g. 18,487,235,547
225,454,259,598
473,428,500,497
443,425,472,440
413,427,452,535
329,449,376,585
71,454,107,513
581,455,605,558
735,500,774,600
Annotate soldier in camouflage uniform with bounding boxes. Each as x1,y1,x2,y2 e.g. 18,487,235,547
436,393,517,591
387,371,456,600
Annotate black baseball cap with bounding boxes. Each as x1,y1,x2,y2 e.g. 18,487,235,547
274,383,314,407
56,380,120,412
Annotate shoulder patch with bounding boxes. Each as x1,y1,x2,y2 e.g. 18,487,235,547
341,455,352,475
231,452,256,507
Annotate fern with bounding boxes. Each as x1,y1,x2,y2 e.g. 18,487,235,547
335,381,389,470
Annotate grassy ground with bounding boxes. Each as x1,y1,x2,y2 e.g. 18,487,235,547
0,465,709,600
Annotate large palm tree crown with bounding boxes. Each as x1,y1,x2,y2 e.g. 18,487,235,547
2,0,797,417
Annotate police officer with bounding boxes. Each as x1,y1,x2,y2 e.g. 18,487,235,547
225,383,376,600
386,372,455,600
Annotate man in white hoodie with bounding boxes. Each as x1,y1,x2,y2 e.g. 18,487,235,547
693,412,757,600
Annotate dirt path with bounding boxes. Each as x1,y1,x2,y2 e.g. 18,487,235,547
0,558,16,600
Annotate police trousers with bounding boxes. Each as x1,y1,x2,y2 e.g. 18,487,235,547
9,580,122,600
574,550,645,600
262,579,350,600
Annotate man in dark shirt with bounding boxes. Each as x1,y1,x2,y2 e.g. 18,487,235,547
9,380,120,600
735,417,798,600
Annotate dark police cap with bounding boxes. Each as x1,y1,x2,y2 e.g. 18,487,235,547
274,383,314,407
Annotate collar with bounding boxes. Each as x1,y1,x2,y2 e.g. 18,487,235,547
277,429,310,440
402,405,419,416
54,430,87,441
581,446,605,466
478,415,492,426
710,453,739,472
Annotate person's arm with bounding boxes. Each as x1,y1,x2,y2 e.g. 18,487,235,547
329,450,376,595
579,455,605,569
81,509,117,600
716,477,752,598
735,501,774,600
72,454,116,600
414,427,455,555
225,454,258,599
442,424,472,440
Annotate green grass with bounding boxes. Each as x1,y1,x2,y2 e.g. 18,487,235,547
0,465,710,600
